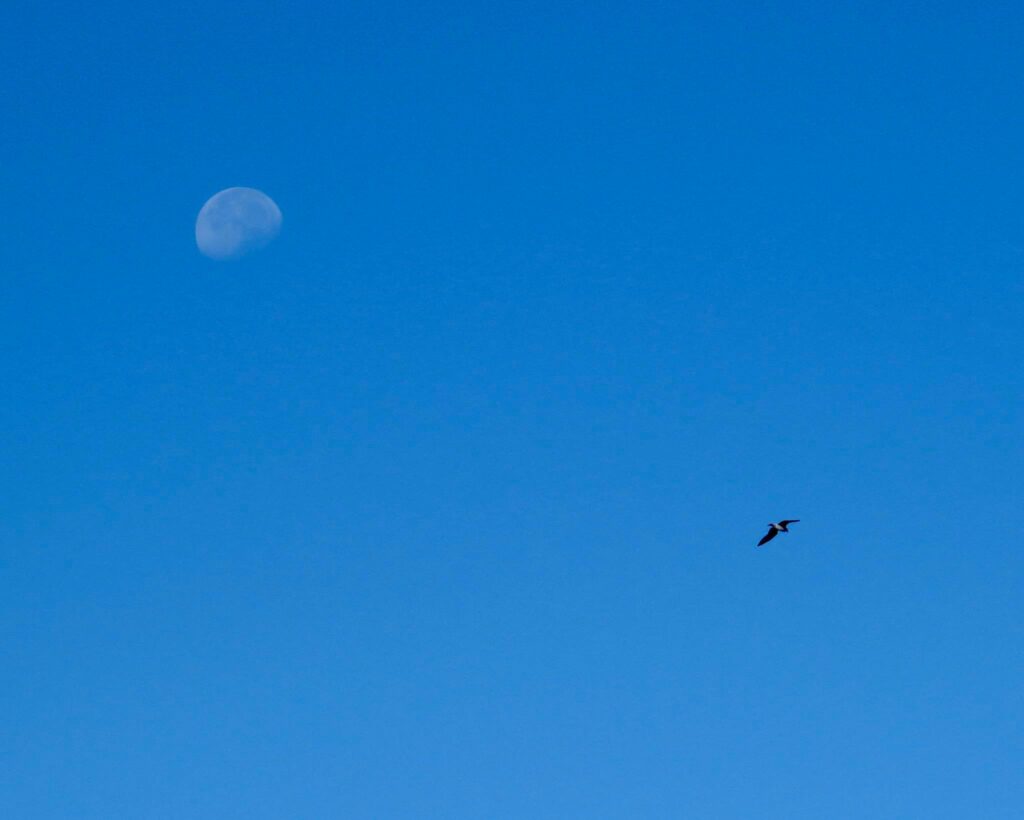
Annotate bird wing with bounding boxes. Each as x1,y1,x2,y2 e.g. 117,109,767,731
779,519,800,526
757,528,778,546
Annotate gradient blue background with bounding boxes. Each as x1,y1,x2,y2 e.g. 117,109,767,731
2,2,1023,817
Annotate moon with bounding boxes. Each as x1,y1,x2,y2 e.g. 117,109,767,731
195,187,282,260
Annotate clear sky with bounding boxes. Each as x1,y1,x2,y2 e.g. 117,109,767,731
2,2,1023,817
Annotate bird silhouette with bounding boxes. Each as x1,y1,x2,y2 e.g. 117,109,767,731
757,519,800,547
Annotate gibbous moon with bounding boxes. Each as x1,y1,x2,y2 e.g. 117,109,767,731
195,187,282,260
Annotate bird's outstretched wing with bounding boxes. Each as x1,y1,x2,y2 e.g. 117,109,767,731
757,528,778,546
779,519,800,526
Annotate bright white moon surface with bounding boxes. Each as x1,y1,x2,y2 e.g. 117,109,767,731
195,187,282,260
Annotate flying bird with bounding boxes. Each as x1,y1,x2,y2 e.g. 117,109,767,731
757,519,800,547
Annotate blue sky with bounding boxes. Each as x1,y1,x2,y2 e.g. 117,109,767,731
2,1,1023,817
